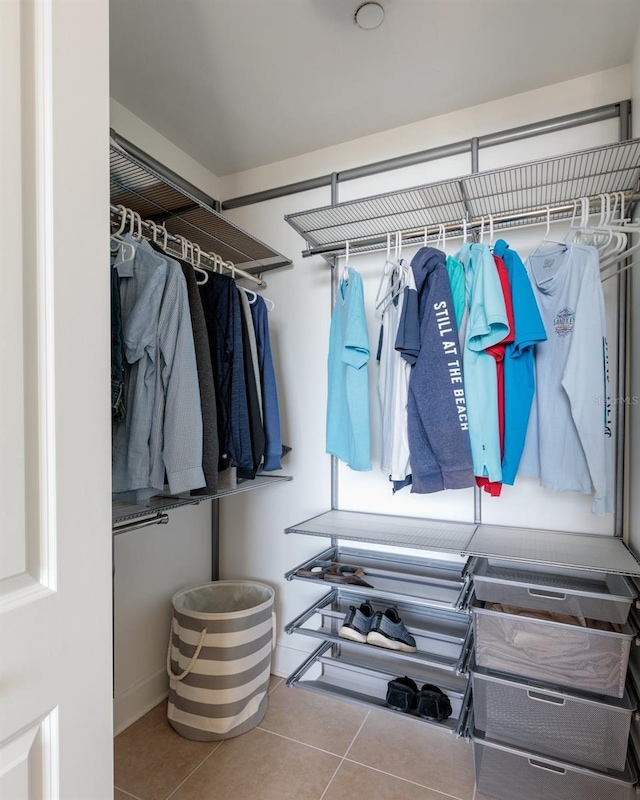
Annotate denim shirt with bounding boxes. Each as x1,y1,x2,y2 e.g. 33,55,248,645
112,238,205,503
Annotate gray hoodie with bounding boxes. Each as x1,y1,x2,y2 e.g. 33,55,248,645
407,248,475,493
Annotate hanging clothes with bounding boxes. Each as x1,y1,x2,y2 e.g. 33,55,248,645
445,254,467,338
326,268,371,471
492,239,547,486
390,261,421,492
250,295,283,471
519,243,612,515
111,258,126,422
112,237,205,504
457,242,509,483
239,290,263,420
238,288,265,479
178,261,219,495
377,259,413,487
198,272,253,474
476,253,515,497
405,247,474,493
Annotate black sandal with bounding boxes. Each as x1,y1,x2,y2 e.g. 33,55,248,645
386,676,418,712
416,684,452,721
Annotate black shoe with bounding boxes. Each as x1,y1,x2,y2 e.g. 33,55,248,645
386,676,418,712
416,684,452,721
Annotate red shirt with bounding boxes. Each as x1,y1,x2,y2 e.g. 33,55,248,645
476,254,515,497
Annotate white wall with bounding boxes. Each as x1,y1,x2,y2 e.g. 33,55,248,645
629,24,640,554
111,98,221,200
216,66,633,677
110,101,218,733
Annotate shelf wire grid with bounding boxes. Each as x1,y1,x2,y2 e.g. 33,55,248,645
110,145,291,273
285,139,640,252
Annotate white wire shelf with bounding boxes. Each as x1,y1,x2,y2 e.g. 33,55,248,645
113,474,292,527
285,139,640,255
110,143,292,275
285,510,640,576
285,510,477,553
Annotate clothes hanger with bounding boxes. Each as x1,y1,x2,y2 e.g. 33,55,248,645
381,232,411,313
192,243,209,285
374,233,394,309
110,205,135,258
342,240,350,282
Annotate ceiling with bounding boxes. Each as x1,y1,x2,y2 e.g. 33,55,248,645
110,0,640,177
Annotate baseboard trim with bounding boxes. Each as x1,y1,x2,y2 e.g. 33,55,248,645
271,642,315,679
113,666,169,736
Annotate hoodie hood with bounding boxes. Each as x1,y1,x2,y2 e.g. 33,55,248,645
410,247,446,296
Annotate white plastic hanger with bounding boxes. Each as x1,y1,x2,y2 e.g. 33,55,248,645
461,217,468,244
374,234,394,308
192,243,209,285
342,241,351,282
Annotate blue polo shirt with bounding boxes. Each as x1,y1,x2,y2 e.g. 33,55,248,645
493,239,547,484
457,243,509,481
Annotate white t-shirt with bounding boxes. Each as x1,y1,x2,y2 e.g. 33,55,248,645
377,260,413,483
519,243,612,515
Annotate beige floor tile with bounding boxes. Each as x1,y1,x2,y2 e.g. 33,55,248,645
268,674,283,693
172,728,339,800
258,683,368,756
347,711,476,800
114,702,219,800
114,790,140,800
323,760,462,800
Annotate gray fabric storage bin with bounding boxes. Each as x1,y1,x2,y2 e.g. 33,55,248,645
472,601,633,699
472,730,636,800
472,559,636,624
167,581,275,741
472,666,635,771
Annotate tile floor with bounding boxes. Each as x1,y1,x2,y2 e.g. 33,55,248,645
114,676,487,800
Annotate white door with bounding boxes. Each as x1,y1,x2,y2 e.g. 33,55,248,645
0,1,113,798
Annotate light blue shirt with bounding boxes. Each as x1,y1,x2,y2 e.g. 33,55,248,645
326,268,371,471
457,243,509,481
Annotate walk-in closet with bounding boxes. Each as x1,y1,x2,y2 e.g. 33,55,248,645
2,1,640,799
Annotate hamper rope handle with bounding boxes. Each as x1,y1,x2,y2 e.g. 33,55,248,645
166,618,208,682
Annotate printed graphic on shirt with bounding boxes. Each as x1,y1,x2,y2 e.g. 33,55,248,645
434,300,468,432
604,336,612,439
554,307,575,337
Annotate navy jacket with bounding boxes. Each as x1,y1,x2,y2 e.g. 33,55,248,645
199,274,253,474
407,248,475,493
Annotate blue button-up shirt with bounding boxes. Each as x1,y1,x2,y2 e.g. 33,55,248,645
113,238,205,503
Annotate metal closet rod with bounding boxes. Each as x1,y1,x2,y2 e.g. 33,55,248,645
110,204,267,288
112,513,169,536
301,192,640,257
221,102,626,210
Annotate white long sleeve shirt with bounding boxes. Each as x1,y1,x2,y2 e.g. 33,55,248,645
519,243,612,515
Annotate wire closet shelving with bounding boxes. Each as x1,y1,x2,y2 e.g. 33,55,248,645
110,139,292,276
285,139,640,256
110,136,294,533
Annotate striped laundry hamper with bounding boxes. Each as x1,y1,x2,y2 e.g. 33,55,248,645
167,580,275,741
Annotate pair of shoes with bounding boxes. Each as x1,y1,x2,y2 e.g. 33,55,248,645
296,562,373,588
386,677,452,721
338,602,417,653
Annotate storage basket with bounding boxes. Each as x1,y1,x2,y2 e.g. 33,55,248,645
472,601,633,698
472,666,635,771
167,581,275,741
472,729,636,800
472,559,636,624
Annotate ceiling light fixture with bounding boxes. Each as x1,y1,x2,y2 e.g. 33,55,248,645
354,2,385,31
